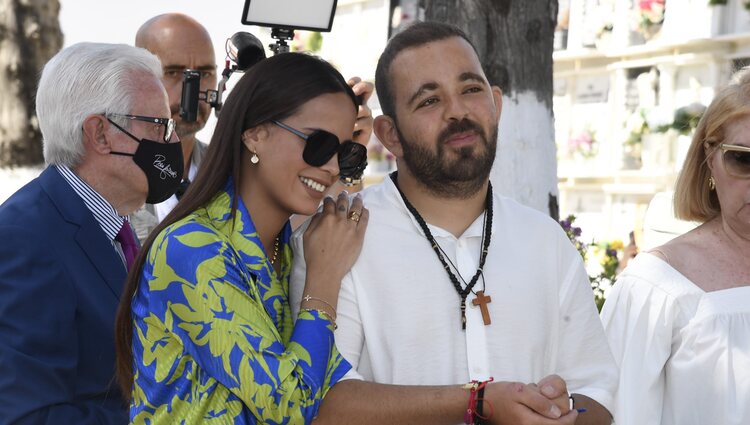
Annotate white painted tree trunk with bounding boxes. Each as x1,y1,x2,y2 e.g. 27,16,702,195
492,93,558,215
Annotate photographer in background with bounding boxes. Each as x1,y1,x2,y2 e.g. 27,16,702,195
130,13,217,241
130,13,373,237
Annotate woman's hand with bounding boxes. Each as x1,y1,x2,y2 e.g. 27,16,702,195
303,191,369,298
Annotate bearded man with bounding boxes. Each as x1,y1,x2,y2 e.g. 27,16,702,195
291,22,617,425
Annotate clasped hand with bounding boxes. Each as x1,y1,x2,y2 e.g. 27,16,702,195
484,374,578,425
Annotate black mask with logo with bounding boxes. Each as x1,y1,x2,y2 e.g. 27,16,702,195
107,118,184,204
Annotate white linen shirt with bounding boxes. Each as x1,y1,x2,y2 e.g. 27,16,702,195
290,177,617,413
601,253,750,425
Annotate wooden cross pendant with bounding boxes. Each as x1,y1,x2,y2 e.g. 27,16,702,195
472,291,492,326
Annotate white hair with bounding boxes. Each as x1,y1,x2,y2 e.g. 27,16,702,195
36,42,162,167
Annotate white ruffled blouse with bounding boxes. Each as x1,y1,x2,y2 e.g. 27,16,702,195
601,253,750,425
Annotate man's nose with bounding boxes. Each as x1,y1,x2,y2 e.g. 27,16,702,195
442,95,470,121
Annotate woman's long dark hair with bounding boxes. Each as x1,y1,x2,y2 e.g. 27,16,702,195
115,53,357,399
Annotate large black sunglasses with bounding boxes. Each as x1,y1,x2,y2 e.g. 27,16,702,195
108,113,176,143
272,120,367,180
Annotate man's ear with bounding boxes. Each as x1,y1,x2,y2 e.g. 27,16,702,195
491,86,503,121
373,115,403,158
241,124,270,154
81,115,111,154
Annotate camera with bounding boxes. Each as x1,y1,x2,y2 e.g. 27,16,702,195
178,31,266,122
179,70,221,122
179,70,202,122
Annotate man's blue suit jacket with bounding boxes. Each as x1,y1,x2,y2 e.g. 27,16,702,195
0,167,128,424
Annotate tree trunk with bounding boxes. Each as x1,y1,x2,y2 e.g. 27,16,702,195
422,0,559,219
0,0,63,167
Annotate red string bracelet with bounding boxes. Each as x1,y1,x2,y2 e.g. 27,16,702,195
463,377,494,424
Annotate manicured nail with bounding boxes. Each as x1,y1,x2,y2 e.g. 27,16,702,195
550,405,561,418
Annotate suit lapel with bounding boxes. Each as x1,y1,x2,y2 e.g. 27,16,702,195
74,218,127,299
39,167,127,299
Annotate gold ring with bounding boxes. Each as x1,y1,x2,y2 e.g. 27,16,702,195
348,210,361,222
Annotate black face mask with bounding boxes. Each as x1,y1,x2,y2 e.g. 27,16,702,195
107,118,184,204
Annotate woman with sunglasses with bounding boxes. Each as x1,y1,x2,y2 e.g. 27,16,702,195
114,53,370,424
600,68,750,425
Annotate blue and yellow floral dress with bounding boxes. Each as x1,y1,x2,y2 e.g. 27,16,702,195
129,180,350,424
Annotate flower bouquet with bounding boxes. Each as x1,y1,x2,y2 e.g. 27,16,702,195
635,0,665,40
567,129,597,160
559,215,625,311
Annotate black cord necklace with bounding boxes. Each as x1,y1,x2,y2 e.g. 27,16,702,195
432,237,487,296
390,172,493,330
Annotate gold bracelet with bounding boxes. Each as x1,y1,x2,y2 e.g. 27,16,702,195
301,295,337,320
300,308,338,330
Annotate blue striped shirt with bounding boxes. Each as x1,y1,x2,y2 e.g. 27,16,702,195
55,164,127,253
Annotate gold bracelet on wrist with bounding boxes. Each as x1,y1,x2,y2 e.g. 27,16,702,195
300,308,338,330
301,295,337,319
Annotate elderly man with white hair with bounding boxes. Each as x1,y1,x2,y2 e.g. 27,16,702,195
0,42,182,424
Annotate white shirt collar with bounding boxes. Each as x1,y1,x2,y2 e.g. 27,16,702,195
382,173,492,241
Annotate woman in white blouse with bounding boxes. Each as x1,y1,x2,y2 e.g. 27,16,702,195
601,67,750,425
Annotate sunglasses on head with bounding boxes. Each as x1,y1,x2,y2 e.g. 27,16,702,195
715,143,750,178
272,120,367,180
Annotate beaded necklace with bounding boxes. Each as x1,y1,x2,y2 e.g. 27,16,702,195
390,173,493,330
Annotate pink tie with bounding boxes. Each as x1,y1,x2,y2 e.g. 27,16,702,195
116,220,138,270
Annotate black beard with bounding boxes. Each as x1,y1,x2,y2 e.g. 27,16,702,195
397,118,497,199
